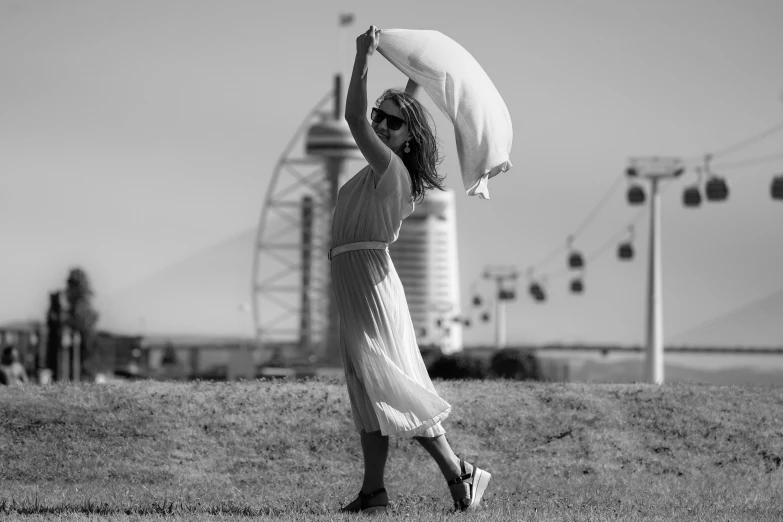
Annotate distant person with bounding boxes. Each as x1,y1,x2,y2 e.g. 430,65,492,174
331,26,490,514
0,346,29,385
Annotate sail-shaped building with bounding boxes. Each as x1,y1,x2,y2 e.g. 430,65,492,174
389,189,463,354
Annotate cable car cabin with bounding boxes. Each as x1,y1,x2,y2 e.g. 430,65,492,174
705,177,729,202
568,251,584,269
683,186,701,207
627,185,645,205
570,278,584,294
771,175,783,200
618,242,634,260
529,282,546,302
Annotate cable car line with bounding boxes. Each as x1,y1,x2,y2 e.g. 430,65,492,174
587,208,647,264
528,172,626,274
669,288,783,344
531,181,671,286
700,301,781,347
707,122,783,159
568,182,667,270
101,227,256,300
519,123,782,279
530,243,568,274
665,285,783,344
570,173,626,239
472,120,783,312
711,152,783,171
675,122,783,170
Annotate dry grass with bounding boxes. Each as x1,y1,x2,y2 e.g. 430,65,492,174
1,378,782,521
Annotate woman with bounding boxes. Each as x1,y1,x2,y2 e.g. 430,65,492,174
331,26,491,514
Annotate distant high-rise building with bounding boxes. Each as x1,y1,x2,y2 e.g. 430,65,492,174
389,189,462,354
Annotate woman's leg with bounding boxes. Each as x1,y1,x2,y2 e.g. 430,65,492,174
413,434,461,481
340,430,389,512
416,433,492,512
360,430,390,493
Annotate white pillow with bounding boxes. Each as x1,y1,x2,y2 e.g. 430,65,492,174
378,28,513,199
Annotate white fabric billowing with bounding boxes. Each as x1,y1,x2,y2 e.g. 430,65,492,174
332,153,451,438
377,28,513,200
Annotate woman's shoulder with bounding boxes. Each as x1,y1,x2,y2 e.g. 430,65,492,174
375,152,412,198
385,152,411,177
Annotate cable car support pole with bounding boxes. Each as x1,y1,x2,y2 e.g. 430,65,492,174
496,281,506,350
483,266,518,350
646,176,663,385
627,157,684,385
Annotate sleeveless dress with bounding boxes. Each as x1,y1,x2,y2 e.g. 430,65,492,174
331,152,451,438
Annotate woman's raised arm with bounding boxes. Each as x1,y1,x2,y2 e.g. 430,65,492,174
344,26,391,175
405,79,421,99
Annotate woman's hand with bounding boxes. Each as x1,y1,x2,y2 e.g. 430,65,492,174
356,25,381,58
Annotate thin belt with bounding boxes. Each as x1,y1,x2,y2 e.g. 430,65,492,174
328,241,389,261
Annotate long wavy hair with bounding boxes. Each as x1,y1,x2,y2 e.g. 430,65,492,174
375,89,445,202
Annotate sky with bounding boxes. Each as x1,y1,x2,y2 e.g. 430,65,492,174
2,0,783,357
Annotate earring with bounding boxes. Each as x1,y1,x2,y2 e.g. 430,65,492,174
404,141,410,154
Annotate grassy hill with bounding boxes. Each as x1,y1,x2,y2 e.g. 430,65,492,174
1,379,782,521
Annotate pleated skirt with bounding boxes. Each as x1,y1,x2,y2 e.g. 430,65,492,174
331,248,450,438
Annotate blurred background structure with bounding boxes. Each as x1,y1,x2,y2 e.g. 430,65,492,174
389,189,463,354
251,73,363,368
1,2,782,385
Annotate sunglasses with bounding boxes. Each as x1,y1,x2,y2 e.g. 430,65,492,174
370,108,407,131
